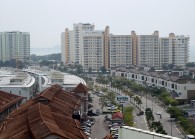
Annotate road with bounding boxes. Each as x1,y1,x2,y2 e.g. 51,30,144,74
90,92,110,139
141,95,184,139
98,83,184,139
98,84,148,131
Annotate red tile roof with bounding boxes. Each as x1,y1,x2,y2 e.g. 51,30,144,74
0,90,24,113
72,83,88,93
112,112,123,119
0,84,88,139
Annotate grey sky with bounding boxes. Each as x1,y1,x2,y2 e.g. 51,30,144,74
0,0,195,61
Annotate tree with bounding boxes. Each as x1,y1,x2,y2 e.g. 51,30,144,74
75,64,83,74
186,62,195,67
0,60,3,67
88,67,92,74
100,66,106,74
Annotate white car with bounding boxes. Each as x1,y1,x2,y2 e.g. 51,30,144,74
111,106,117,110
156,111,161,115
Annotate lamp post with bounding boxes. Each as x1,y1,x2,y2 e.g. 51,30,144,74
171,118,172,136
152,96,153,112
146,93,148,108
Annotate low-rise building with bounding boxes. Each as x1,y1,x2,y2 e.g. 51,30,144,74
119,126,180,139
23,66,86,92
0,90,24,122
0,68,36,100
112,67,195,102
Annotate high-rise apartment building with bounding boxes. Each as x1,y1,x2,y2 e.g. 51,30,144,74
0,31,30,62
169,33,189,69
61,23,95,64
137,31,160,68
83,31,104,71
160,37,172,68
110,35,132,69
159,33,189,69
61,23,190,70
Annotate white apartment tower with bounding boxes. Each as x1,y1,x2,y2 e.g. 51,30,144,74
160,37,173,68
169,33,189,68
110,35,132,69
0,31,30,62
159,33,189,69
83,31,104,71
61,23,190,70
137,31,160,68
61,23,95,64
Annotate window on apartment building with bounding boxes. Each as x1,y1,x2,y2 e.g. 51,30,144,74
162,81,164,85
171,84,174,89
19,91,21,95
132,74,134,78
184,86,186,90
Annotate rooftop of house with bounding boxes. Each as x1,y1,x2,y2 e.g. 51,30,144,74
0,84,88,139
115,66,195,84
0,90,24,113
112,112,123,119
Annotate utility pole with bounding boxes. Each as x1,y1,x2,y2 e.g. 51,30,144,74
146,93,147,108
171,118,172,136
152,96,153,112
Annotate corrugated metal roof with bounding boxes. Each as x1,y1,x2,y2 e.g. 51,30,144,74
0,90,24,113
72,83,88,93
0,84,88,139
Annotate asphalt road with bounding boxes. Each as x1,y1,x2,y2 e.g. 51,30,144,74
141,96,185,139
132,103,148,130
100,84,148,131
98,84,185,139
90,92,110,139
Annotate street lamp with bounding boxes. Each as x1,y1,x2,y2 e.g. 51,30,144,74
171,118,173,136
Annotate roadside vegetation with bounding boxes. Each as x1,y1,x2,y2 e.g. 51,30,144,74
123,107,134,126
95,75,195,136
145,108,167,135
167,106,195,135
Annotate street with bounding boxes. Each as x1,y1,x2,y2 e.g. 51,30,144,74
90,92,110,139
141,96,185,139
98,83,185,139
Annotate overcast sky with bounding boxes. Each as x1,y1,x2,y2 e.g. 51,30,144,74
0,0,195,61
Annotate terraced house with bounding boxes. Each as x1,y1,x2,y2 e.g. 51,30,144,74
112,67,195,103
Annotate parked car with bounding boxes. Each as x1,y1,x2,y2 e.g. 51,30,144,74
87,110,98,116
96,109,100,115
137,111,144,116
111,106,117,110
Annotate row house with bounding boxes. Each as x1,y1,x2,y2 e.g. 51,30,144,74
112,67,195,102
